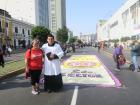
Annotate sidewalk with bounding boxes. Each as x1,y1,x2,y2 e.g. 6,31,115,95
3,48,26,63
4,53,24,63
0,48,74,81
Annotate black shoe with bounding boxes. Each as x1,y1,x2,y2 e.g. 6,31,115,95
2,64,4,68
47,90,52,93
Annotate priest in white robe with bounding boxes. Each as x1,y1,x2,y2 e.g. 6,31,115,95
42,34,64,93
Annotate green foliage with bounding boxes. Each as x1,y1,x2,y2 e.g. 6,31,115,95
0,60,25,76
77,39,83,44
109,39,119,43
31,26,50,44
56,26,68,43
69,36,77,43
121,36,130,42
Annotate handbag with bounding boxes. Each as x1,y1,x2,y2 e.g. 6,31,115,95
118,54,126,65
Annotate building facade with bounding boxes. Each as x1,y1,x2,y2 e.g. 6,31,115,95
0,9,13,47
48,0,66,33
79,34,95,44
0,0,49,27
97,0,140,41
12,18,34,48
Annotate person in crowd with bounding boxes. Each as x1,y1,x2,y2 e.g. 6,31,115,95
7,45,12,57
2,45,6,56
62,43,67,55
72,43,75,53
0,46,4,68
130,40,140,72
42,34,64,93
113,43,124,71
97,42,101,52
25,38,44,95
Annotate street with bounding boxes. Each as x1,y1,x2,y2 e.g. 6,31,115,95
0,47,140,105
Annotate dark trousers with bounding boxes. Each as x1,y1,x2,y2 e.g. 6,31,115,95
30,70,42,85
116,54,120,69
44,74,63,91
0,54,4,67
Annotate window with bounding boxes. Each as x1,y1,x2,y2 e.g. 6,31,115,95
28,30,30,35
6,22,8,27
130,3,138,24
22,29,24,34
15,27,18,33
122,9,129,28
110,21,118,28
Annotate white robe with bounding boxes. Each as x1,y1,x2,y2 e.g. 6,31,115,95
42,43,64,76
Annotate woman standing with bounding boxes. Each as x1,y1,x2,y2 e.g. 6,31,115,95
25,39,43,95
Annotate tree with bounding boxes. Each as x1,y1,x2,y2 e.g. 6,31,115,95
77,39,83,44
109,39,119,43
56,26,68,43
69,36,77,44
31,26,50,44
121,36,130,42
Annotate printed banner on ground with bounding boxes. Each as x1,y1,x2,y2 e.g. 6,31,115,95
61,55,121,87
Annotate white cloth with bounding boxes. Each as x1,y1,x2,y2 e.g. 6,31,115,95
8,47,12,52
42,43,64,76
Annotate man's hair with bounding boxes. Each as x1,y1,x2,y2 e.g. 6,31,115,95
47,34,54,39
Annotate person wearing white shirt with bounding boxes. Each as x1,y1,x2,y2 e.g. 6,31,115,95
42,34,64,93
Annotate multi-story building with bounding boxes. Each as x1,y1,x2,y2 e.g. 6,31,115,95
97,0,140,41
0,0,67,46
0,9,13,46
0,0,49,27
0,9,34,48
12,18,34,48
48,0,66,33
79,34,95,44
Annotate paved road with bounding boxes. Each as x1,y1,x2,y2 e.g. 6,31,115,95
1,47,140,105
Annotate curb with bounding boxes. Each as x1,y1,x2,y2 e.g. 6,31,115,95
0,54,72,82
5,59,24,64
0,68,25,82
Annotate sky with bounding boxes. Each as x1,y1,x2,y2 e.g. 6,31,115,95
66,0,127,36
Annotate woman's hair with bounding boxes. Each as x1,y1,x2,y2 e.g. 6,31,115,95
28,38,40,49
32,38,40,44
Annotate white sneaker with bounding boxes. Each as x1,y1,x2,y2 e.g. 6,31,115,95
133,70,137,72
31,90,38,95
115,68,120,71
133,69,139,72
